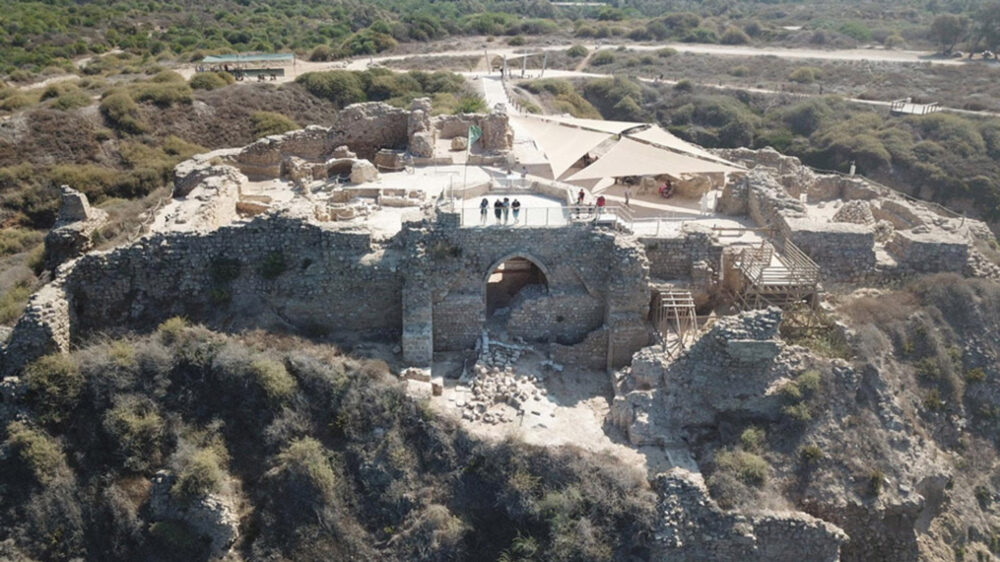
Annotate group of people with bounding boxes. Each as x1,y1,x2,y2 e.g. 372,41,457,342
480,197,522,225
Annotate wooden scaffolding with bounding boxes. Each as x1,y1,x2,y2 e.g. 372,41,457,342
733,238,821,311
651,287,699,358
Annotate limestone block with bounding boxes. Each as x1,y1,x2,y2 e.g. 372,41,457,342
374,149,404,170
450,136,468,151
57,185,92,222
350,160,379,184
331,145,356,159
410,131,435,158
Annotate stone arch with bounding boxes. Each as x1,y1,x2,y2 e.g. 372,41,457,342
483,253,550,317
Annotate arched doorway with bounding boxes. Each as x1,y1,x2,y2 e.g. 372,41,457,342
485,256,549,317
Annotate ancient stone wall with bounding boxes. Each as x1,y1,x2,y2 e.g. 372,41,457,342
782,218,876,279
406,220,650,368
885,230,969,273
507,287,605,344
434,111,513,151
653,469,847,561
641,228,723,282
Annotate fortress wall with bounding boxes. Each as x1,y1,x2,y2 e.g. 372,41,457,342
63,216,402,341
416,225,650,367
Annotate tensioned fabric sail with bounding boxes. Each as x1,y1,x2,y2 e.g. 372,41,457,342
534,115,639,135
511,116,613,179
628,125,734,165
567,137,743,181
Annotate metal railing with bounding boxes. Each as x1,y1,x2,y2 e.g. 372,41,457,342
456,204,634,229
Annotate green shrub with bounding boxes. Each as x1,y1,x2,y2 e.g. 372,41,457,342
52,90,92,111
715,449,768,487
783,402,812,421
740,426,766,452
507,35,525,46
156,316,188,345
4,421,70,485
209,257,241,284
923,389,944,411
966,368,987,382
251,358,297,402
251,111,299,138
566,44,588,58
103,395,164,471
149,521,204,558
657,47,678,58
788,66,820,84
0,282,32,324
591,50,615,66
270,437,337,503
129,81,192,107
721,26,751,45
0,93,32,111
799,444,824,463
99,92,146,134
258,251,287,280
0,228,43,257
171,447,227,499
309,44,332,62
868,469,885,496
189,72,228,90
24,353,84,425
674,79,694,92
729,65,750,77
452,95,486,114
296,71,366,107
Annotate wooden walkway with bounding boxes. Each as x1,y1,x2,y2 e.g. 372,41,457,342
734,239,820,310
890,99,940,116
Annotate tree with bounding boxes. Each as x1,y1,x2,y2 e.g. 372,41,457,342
929,14,966,54
971,2,1000,53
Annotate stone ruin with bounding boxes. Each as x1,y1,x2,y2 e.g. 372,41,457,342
715,147,997,281
3,100,1000,560
43,186,108,270
158,98,513,233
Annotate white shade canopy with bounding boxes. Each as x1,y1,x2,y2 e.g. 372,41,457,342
629,125,733,165
567,137,743,181
511,115,613,179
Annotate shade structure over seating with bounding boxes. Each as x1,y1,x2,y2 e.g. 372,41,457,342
510,115,613,179
628,125,733,165
566,137,743,182
533,115,640,135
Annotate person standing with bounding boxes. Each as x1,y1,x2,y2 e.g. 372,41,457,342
577,189,585,205
624,186,631,208
502,197,510,224
511,198,521,224
494,199,503,224
595,195,606,220
479,197,489,225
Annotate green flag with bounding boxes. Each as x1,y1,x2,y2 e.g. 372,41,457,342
468,125,482,148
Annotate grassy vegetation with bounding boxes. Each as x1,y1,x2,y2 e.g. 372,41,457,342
0,324,657,560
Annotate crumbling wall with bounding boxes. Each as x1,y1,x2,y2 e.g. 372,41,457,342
653,469,847,561
434,111,513,151
327,102,409,160
885,230,969,273
641,227,723,281
63,216,401,340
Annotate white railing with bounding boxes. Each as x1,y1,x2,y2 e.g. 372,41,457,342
456,204,634,229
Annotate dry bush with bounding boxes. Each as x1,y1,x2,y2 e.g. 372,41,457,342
840,291,918,327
